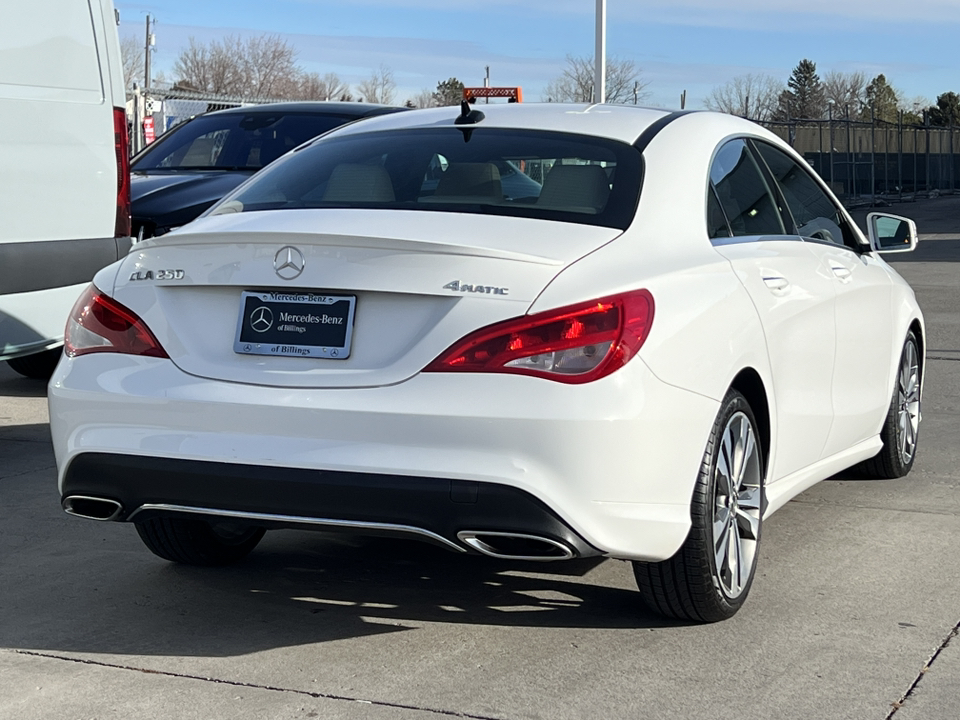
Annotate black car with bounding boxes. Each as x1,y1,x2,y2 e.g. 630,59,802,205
130,102,405,239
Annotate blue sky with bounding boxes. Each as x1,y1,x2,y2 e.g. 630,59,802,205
116,0,960,109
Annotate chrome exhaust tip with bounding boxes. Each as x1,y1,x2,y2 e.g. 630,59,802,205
62,495,123,522
457,531,575,561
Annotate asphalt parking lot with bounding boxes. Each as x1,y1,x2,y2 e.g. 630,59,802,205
2,197,958,720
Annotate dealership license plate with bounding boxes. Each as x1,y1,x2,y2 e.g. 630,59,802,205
234,291,356,359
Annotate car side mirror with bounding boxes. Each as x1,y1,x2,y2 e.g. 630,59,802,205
866,212,918,254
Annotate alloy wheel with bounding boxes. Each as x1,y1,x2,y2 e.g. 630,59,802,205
712,411,763,599
897,340,921,465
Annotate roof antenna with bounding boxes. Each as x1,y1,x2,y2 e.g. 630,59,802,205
456,100,485,126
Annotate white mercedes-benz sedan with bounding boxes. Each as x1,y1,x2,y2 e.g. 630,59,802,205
49,103,924,622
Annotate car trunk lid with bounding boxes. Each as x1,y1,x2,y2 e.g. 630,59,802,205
112,209,621,388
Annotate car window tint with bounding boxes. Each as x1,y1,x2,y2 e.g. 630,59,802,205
752,141,853,247
133,113,355,171
158,129,229,168
709,139,784,237
208,128,643,230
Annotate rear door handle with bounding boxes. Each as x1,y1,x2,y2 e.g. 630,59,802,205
762,275,790,292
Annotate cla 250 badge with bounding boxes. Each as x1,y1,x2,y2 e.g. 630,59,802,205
443,280,509,296
130,269,185,281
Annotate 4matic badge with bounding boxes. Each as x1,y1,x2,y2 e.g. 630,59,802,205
443,280,509,296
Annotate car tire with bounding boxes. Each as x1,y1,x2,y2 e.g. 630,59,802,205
6,348,62,380
856,331,921,479
633,389,765,623
135,517,265,566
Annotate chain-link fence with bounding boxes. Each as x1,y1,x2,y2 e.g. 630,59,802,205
761,117,960,206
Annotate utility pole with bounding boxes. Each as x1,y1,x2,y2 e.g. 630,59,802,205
484,65,490,104
594,0,606,103
680,90,686,110
143,15,154,89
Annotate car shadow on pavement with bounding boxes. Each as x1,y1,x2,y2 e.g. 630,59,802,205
0,422,52,444
823,468,897,483
0,372,49,398
0,528,689,659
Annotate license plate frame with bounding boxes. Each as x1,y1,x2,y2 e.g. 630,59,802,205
233,290,356,359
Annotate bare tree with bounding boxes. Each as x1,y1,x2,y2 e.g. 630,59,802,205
120,35,144,91
295,72,347,101
173,34,299,99
174,36,239,95
410,88,437,109
822,70,867,116
357,64,396,105
242,33,300,98
704,73,783,121
542,55,648,104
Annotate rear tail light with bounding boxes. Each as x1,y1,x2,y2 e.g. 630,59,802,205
424,290,654,384
113,107,131,238
65,285,167,359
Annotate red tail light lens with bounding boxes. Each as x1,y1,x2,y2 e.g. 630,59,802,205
424,290,654,384
113,107,131,238
65,285,168,358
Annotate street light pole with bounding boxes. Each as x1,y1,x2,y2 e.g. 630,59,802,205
594,0,606,104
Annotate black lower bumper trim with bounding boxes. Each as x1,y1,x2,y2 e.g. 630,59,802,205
61,453,600,558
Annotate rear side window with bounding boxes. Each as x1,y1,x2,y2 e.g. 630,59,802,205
752,140,855,248
209,128,643,229
709,139,784,237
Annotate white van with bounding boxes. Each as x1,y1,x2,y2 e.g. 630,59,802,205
0,0,131,378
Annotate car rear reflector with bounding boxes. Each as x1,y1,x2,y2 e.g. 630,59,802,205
424,290,654,384
65,285,167,359
114,107,131,238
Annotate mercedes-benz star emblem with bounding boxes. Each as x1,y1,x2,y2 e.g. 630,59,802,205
250,306,274,333
274,246,305,280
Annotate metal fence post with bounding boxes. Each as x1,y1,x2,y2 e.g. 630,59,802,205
898,111,903,199
131,84,142,156
829,104,835,192
951,123,956,193
870,109,876,204
818,119,823,176
845,105,853,199
914,124,919,194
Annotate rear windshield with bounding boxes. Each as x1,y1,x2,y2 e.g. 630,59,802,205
208,128,643,228
132,112,359,171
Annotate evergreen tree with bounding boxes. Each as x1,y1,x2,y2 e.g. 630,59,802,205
865,74,900,123
783,59,825,119
771,89,793,121
928,91,960,126
433,77,465,106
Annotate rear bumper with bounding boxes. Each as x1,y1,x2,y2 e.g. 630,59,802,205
61,453,600,559
49,353,720,561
